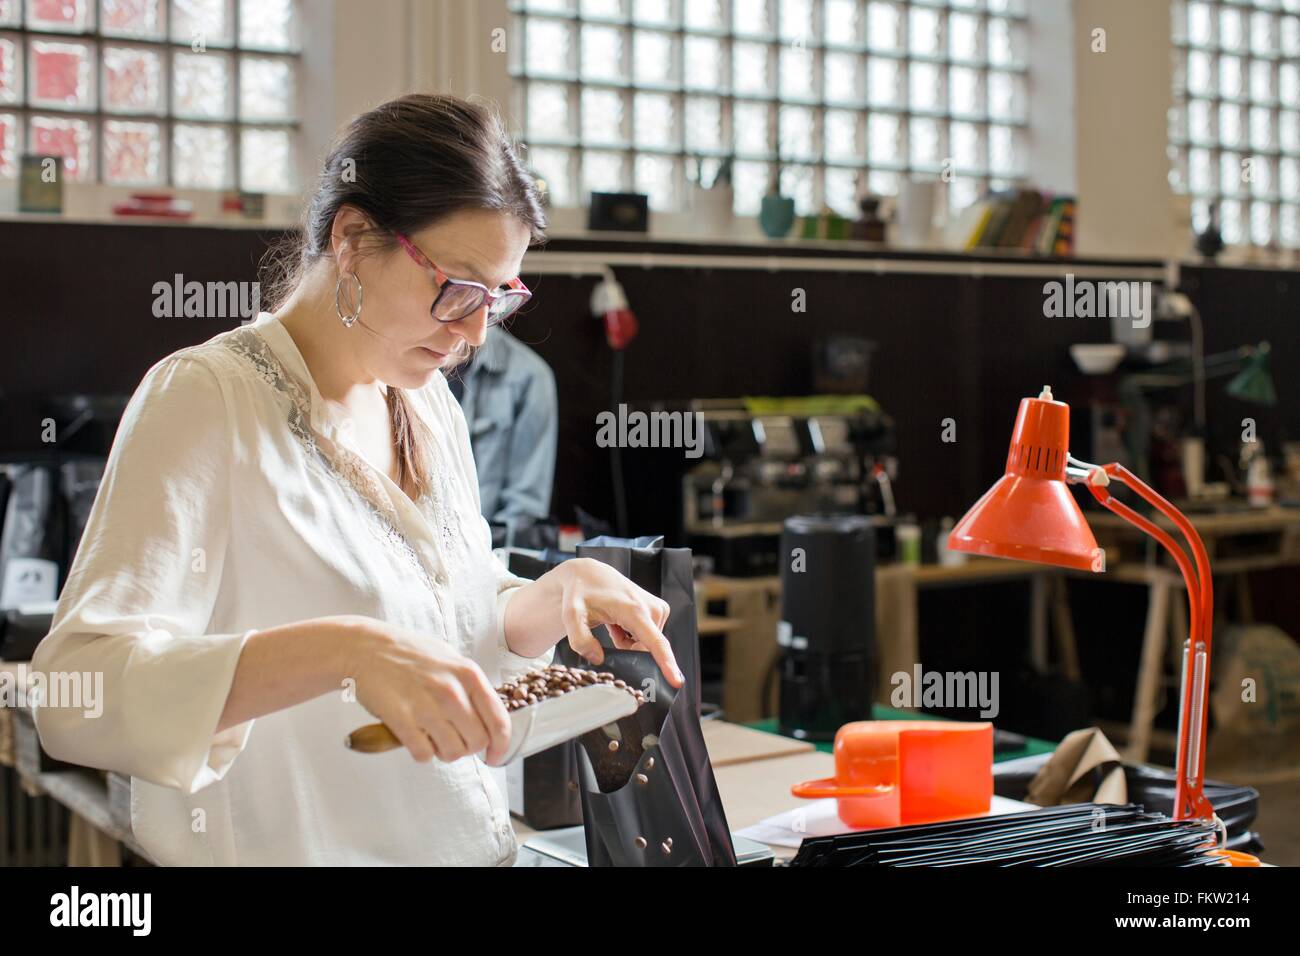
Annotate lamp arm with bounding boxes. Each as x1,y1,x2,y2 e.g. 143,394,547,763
1087,493,1202,697
1084,462,1217,823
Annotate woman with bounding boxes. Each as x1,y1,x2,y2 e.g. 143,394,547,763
33,94,683,866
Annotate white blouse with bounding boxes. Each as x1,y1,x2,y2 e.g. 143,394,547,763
33,312,551,866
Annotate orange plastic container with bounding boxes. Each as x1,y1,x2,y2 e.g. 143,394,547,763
791,720,994,829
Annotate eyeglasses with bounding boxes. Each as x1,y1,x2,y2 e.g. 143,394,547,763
395,233,531,327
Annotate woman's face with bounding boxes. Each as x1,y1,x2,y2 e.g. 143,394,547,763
337,207,532,390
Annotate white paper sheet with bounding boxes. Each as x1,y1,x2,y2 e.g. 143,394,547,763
736,794,1039,848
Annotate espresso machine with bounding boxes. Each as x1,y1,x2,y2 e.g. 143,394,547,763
681,398,896,576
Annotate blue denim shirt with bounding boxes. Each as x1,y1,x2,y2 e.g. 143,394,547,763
451,329,557,523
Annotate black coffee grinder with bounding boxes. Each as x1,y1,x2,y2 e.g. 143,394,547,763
777,514,876,741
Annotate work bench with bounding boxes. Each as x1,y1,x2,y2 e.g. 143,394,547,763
511,711,1057,863
700,507,1300,763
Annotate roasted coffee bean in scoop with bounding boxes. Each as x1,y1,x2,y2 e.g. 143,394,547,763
495,663,648,713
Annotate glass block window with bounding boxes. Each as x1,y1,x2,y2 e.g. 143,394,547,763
509,0,1030,218
0,0,299,189
1172,0,1300,248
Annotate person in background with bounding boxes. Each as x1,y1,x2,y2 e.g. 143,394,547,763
449,329,558,545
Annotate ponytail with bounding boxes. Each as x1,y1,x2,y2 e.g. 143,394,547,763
385,387,431,501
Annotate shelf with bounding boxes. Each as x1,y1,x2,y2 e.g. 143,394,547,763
0,210,294,231
527,235,1169,279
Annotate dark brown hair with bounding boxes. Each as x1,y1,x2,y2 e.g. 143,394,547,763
264,93,547,500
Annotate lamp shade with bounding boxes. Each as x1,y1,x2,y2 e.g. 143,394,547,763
948,388,1105,573
1225,342,1276,405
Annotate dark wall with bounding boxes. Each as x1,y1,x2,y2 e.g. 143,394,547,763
511,251,1300,534
1180,264,1300,466
528,261,1098,533
3,222,1298,534
1,221,281,453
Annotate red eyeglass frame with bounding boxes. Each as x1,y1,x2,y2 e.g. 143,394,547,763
394,233,531,326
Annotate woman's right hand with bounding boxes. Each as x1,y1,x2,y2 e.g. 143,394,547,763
341,616,512,765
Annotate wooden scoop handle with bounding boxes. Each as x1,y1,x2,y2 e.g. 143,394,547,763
345,722,402,753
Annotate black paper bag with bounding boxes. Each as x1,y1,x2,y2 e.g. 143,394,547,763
556,535,736,867
0,463,63,602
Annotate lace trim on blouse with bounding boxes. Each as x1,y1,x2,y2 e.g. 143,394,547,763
221,326,440,592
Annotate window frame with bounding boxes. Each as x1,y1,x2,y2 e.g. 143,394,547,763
508,0,1032,217
0,0,301,191
1171,0,1300,249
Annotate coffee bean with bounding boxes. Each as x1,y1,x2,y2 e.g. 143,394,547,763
493,666,645,713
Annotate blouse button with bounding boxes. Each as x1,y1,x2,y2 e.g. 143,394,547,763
434,571,448,586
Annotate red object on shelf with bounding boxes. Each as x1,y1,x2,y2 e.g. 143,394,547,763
947,387,1248,860
111,193,194,219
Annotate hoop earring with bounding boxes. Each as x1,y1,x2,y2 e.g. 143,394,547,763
335,272,363,328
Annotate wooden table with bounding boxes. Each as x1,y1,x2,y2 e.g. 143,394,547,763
698,559,1076,723
1088,505,1300,576
699,507,1300,765
1085,505,1300,762
696,575,782,722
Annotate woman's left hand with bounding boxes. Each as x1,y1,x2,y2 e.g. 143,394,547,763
505,558,685,687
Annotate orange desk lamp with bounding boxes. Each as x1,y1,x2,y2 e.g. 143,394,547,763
948,386,1217,825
